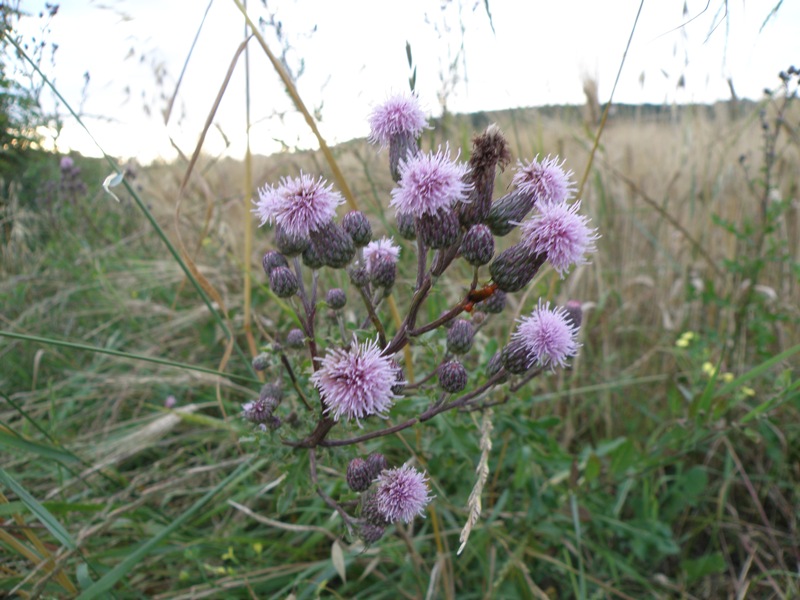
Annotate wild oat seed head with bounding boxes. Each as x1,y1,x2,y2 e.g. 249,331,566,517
368,93,428,147
390,146,470,218
311,339,401,424
519,200,598,277
512,300,580,369
254,172,343,238
513,155,576,206
374,465,433,524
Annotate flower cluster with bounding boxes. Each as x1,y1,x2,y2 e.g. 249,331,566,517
247,91,598,547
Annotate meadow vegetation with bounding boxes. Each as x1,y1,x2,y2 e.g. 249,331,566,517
1,7,799,598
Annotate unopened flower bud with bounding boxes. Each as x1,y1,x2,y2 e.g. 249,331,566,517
489,244,547,293
471,311,487,326
347,457,374,492
348,263,370,287
301,238,326,269
460,224,495,266
563,300,583,329
358,522,386,544
501,339,532,375
366,452,388,478
486,351,507,382
262,250,288,276
486,190,535,236
390,361,405,395
241,397,277,424
326,288,347,310
397,211,417,240
274,223,310,257
438,359,468,393
343,211,372,247
447,319,475,355
360,488,389,527
476,289,507,314
266,415,282,430
309,221,355,268
259,382,283,403
370,256,397,289
417,209,460,249
269,265,299,297
286,328,305,348
252,352,270,371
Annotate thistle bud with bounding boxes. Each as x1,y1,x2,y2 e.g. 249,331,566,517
252,352,270,371
358,522,386,544
370,256,397,289
489,244,547,293
309,221,356,269
360,488,389,527
262,250,288,276
347,458,374,492
563,300,583,329
269,266,299,298
348,263,370,288
241,397,277,424
301,239,326,270
259,382,283,403
447,319,475,355
274,223,310,257
366,452,388,478
342,211,372,247
417,209,460,250
438,359,468,393
326,288,347,310
390,361,405,395
500,339,532,375
486,189,536,236
486,351,507,382
460,223,495,266
286,328,305,348
397,211,417,240
476,289,507,314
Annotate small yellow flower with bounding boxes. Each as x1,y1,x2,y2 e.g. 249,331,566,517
221,546,235,562
702,362,716,377
252,542,263,555
721,372,734,383
676,338,690,348
742,386,755,397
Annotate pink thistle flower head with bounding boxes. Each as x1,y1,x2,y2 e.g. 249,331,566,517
311,338,402,424
368,93,428,147
374,465,433,524
512,300,580,369
513,155,576,206
363,236,400,271
519,200,598,277
390,145,471,218
253,172,343,238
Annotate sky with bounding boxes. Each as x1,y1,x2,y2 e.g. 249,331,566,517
12,0,799,163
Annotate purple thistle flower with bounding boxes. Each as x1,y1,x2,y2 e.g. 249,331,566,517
253,173,343,238
511,300,580,369
311,339,402,424
363,237,400,272
390,145,470,218
367,93,428,148
513,155,576,206
519,200,598,277
374,465,432,524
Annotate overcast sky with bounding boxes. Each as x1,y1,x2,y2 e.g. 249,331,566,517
14,0,799,162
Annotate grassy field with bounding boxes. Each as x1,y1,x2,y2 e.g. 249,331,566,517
2,74,799,599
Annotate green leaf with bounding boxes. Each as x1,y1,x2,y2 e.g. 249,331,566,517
681,552,726,584
0,429,80,464
0,468,77,550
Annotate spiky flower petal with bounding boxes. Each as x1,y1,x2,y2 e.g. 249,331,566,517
511,300,580,369
254,173,343,238
373,465,432,524
513,155,576,206
519,200,598,277
311,339,401,424
368,93,428,147
390,146,470,218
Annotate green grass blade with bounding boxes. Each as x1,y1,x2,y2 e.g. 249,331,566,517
0,429,80,465
0,468,77,551
75,457,259,600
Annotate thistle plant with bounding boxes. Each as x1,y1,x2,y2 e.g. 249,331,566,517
247,91,598,546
